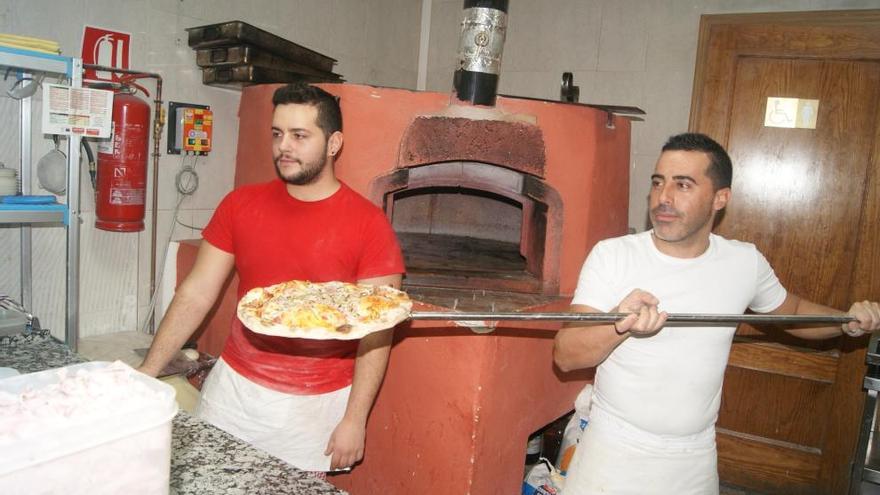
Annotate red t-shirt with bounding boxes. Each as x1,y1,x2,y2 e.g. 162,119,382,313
202,179,405,394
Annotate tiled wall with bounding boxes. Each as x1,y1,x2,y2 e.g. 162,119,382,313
0,0,421,339
2,0,876,338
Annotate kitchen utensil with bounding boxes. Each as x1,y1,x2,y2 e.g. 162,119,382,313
0,195,56,204
0,307,28,337
0,295,39,331
132,347,216,378
0,194,56,204
36,135,66,194
0,165,18,196
6,73,42,99
195,45,343,80
186,21,336,72
320,311,856,338
408,311,856,326
201,65,340,87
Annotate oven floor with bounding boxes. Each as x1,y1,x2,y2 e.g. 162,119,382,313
398,232,543,293
399,231,526,273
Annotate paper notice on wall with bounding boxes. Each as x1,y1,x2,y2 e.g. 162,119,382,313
41,83,113,138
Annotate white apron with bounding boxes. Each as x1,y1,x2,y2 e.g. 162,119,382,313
195,358,351,472
564,406,719,495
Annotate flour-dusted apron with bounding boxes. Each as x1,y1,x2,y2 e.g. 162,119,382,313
196,358,351,472
564,406,719,495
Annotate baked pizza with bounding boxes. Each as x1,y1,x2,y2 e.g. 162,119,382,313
237,280,412,340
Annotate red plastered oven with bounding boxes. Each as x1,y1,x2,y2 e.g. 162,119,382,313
185,83,630,494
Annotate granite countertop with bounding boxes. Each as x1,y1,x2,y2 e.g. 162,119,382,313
0,330,347,495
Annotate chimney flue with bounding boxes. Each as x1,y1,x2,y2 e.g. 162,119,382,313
453,0,509,106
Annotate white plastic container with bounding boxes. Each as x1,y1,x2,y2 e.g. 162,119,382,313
556,384,593,476
0,361,178,494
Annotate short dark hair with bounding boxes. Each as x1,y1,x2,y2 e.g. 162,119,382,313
272,82,342,137
661,133,732,190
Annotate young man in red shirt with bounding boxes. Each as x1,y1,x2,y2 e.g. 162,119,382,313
139,83,405,474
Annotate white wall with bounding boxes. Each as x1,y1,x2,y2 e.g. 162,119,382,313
3,0,877,338
425,0,880,231
0,0,421,339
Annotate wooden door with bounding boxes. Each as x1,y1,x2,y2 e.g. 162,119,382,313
689,10,880,495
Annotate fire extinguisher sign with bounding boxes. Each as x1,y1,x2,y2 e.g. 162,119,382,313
81,26,132,83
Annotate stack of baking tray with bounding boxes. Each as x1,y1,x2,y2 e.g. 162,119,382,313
186,21,343,88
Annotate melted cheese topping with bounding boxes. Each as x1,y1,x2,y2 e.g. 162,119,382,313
243,280,410,333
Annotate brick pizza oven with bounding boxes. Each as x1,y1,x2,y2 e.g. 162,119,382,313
175,5,632,494
177,81,631,494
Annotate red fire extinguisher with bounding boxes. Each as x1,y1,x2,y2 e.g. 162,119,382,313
95,83,150,232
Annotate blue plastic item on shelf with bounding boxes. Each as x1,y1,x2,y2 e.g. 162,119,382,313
0,195,57,205
0,200,68,225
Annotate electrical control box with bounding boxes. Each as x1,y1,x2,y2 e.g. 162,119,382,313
182,107,213,153
167,102,212,155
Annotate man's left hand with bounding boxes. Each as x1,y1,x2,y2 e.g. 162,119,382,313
324,417,366,470
843,300,880,337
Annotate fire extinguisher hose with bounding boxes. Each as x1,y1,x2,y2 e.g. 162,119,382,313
82,139,96,189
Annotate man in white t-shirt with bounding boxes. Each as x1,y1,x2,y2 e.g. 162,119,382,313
553,133,880,495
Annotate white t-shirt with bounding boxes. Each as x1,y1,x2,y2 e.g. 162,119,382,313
571,231,786,436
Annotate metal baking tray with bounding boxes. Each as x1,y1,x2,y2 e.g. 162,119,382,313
201,65,342,88
196,45,343,80
186,21,336,73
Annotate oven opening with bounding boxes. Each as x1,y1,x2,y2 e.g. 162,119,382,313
376,161,562,310
393,184,541,284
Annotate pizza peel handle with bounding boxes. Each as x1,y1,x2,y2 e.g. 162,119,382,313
407,311,856,326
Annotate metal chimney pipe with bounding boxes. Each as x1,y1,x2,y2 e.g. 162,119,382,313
453,0,509,106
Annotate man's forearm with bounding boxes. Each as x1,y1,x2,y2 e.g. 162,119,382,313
554,323,627,371
139,289,216,376
342,273,401,423
139,241,234,376
344,329,393,425
781,295,845,340
553,303,633,372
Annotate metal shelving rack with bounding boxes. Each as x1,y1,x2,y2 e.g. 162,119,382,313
851,331,880,493
0,46,81,350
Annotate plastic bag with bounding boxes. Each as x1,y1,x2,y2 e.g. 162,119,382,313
522,457,565,495
556,384,593,475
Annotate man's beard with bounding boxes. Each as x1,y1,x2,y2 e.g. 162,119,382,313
273,144,329,186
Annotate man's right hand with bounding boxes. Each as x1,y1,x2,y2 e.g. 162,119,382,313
554,291,668,371
613,289,667,335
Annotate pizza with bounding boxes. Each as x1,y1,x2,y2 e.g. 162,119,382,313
237,280,412,340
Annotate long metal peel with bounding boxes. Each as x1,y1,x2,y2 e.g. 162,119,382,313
409,311,856,325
